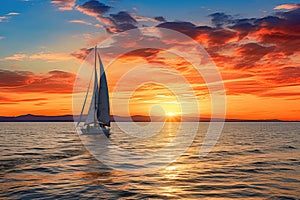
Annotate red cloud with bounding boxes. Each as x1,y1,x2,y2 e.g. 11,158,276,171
234,43,275,68
266,67,300,84
0,96,48,104
0,70,35,87
70,7,299,102
0,70,76,93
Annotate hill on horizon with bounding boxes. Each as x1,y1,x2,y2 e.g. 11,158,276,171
0,114,294,122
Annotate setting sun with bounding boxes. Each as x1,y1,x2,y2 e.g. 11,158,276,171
167,112,175,117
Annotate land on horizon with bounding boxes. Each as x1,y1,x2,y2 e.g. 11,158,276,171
0,114,298,122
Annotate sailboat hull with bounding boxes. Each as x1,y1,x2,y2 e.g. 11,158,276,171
77,125,110,137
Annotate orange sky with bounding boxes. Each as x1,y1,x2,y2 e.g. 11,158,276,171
0,2,299,121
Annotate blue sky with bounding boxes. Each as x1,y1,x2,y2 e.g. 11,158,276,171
1,0,298,57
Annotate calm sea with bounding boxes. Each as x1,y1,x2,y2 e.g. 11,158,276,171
0,122,299,199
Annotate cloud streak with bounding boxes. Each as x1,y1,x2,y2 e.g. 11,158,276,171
0,69,76,94
274,4,300,10
51,0,75,11
2,53,75,62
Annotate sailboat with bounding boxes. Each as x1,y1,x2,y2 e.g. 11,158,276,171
76,46,110,136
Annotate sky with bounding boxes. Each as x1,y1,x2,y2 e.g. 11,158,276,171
0,0,299,120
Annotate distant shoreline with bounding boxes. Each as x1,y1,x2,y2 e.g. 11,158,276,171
0,114,298,122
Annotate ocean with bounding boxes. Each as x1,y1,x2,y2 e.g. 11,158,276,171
0,122,299,199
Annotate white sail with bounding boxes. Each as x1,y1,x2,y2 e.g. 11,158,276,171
84,86,97,125
97,52,110,126
76,71,93,126
85,47,99,125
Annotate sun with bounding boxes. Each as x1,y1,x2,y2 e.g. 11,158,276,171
167,112,175,117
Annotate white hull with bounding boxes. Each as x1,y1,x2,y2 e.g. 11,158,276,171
77,125,110,136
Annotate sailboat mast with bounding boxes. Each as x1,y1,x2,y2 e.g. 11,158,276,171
94,46,98,125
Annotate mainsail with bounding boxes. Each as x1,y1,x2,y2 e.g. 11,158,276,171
97,52,110,126
84,47,99,125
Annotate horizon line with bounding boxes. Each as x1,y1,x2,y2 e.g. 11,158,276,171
0,114,299,122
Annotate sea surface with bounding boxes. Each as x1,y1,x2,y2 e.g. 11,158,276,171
0,122,299,199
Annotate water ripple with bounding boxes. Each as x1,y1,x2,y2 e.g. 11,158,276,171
0,122,299,199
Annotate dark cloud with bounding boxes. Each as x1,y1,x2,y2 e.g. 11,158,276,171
259,33,300,56
229,21,256,40
274,8,300,34
157,21,198,38
110,11,137,24
154,16,166,22
77,0,112,17
107,23,137,33
235,43,275,68
207,29,236,46
209,12,233,28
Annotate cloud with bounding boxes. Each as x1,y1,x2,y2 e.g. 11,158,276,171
106,23,137,33
274,4,300,10
0,96,48,104
105,11,138,33
3,54,27,61
150,8,300,100
157,7,300,58
0,16,9,22
69,19,93,26
157,21,199,38
0,70,35,87
154,16,166,22
51,0,75,11
95,16,114,26
266,67,300,84
74,1,159,32
76,0,111,17
75,0,116,28
133,15,157,23
110,11,137,24
7,12,20,16
72,1,163,33
209,12,233,28
68,4,299,102
121,48,161,60
234,43,275,68
0,12,20,23
71,48,93,60
0,36,4,40
2,53,74,62
0,69,76,94
29,53,74,61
